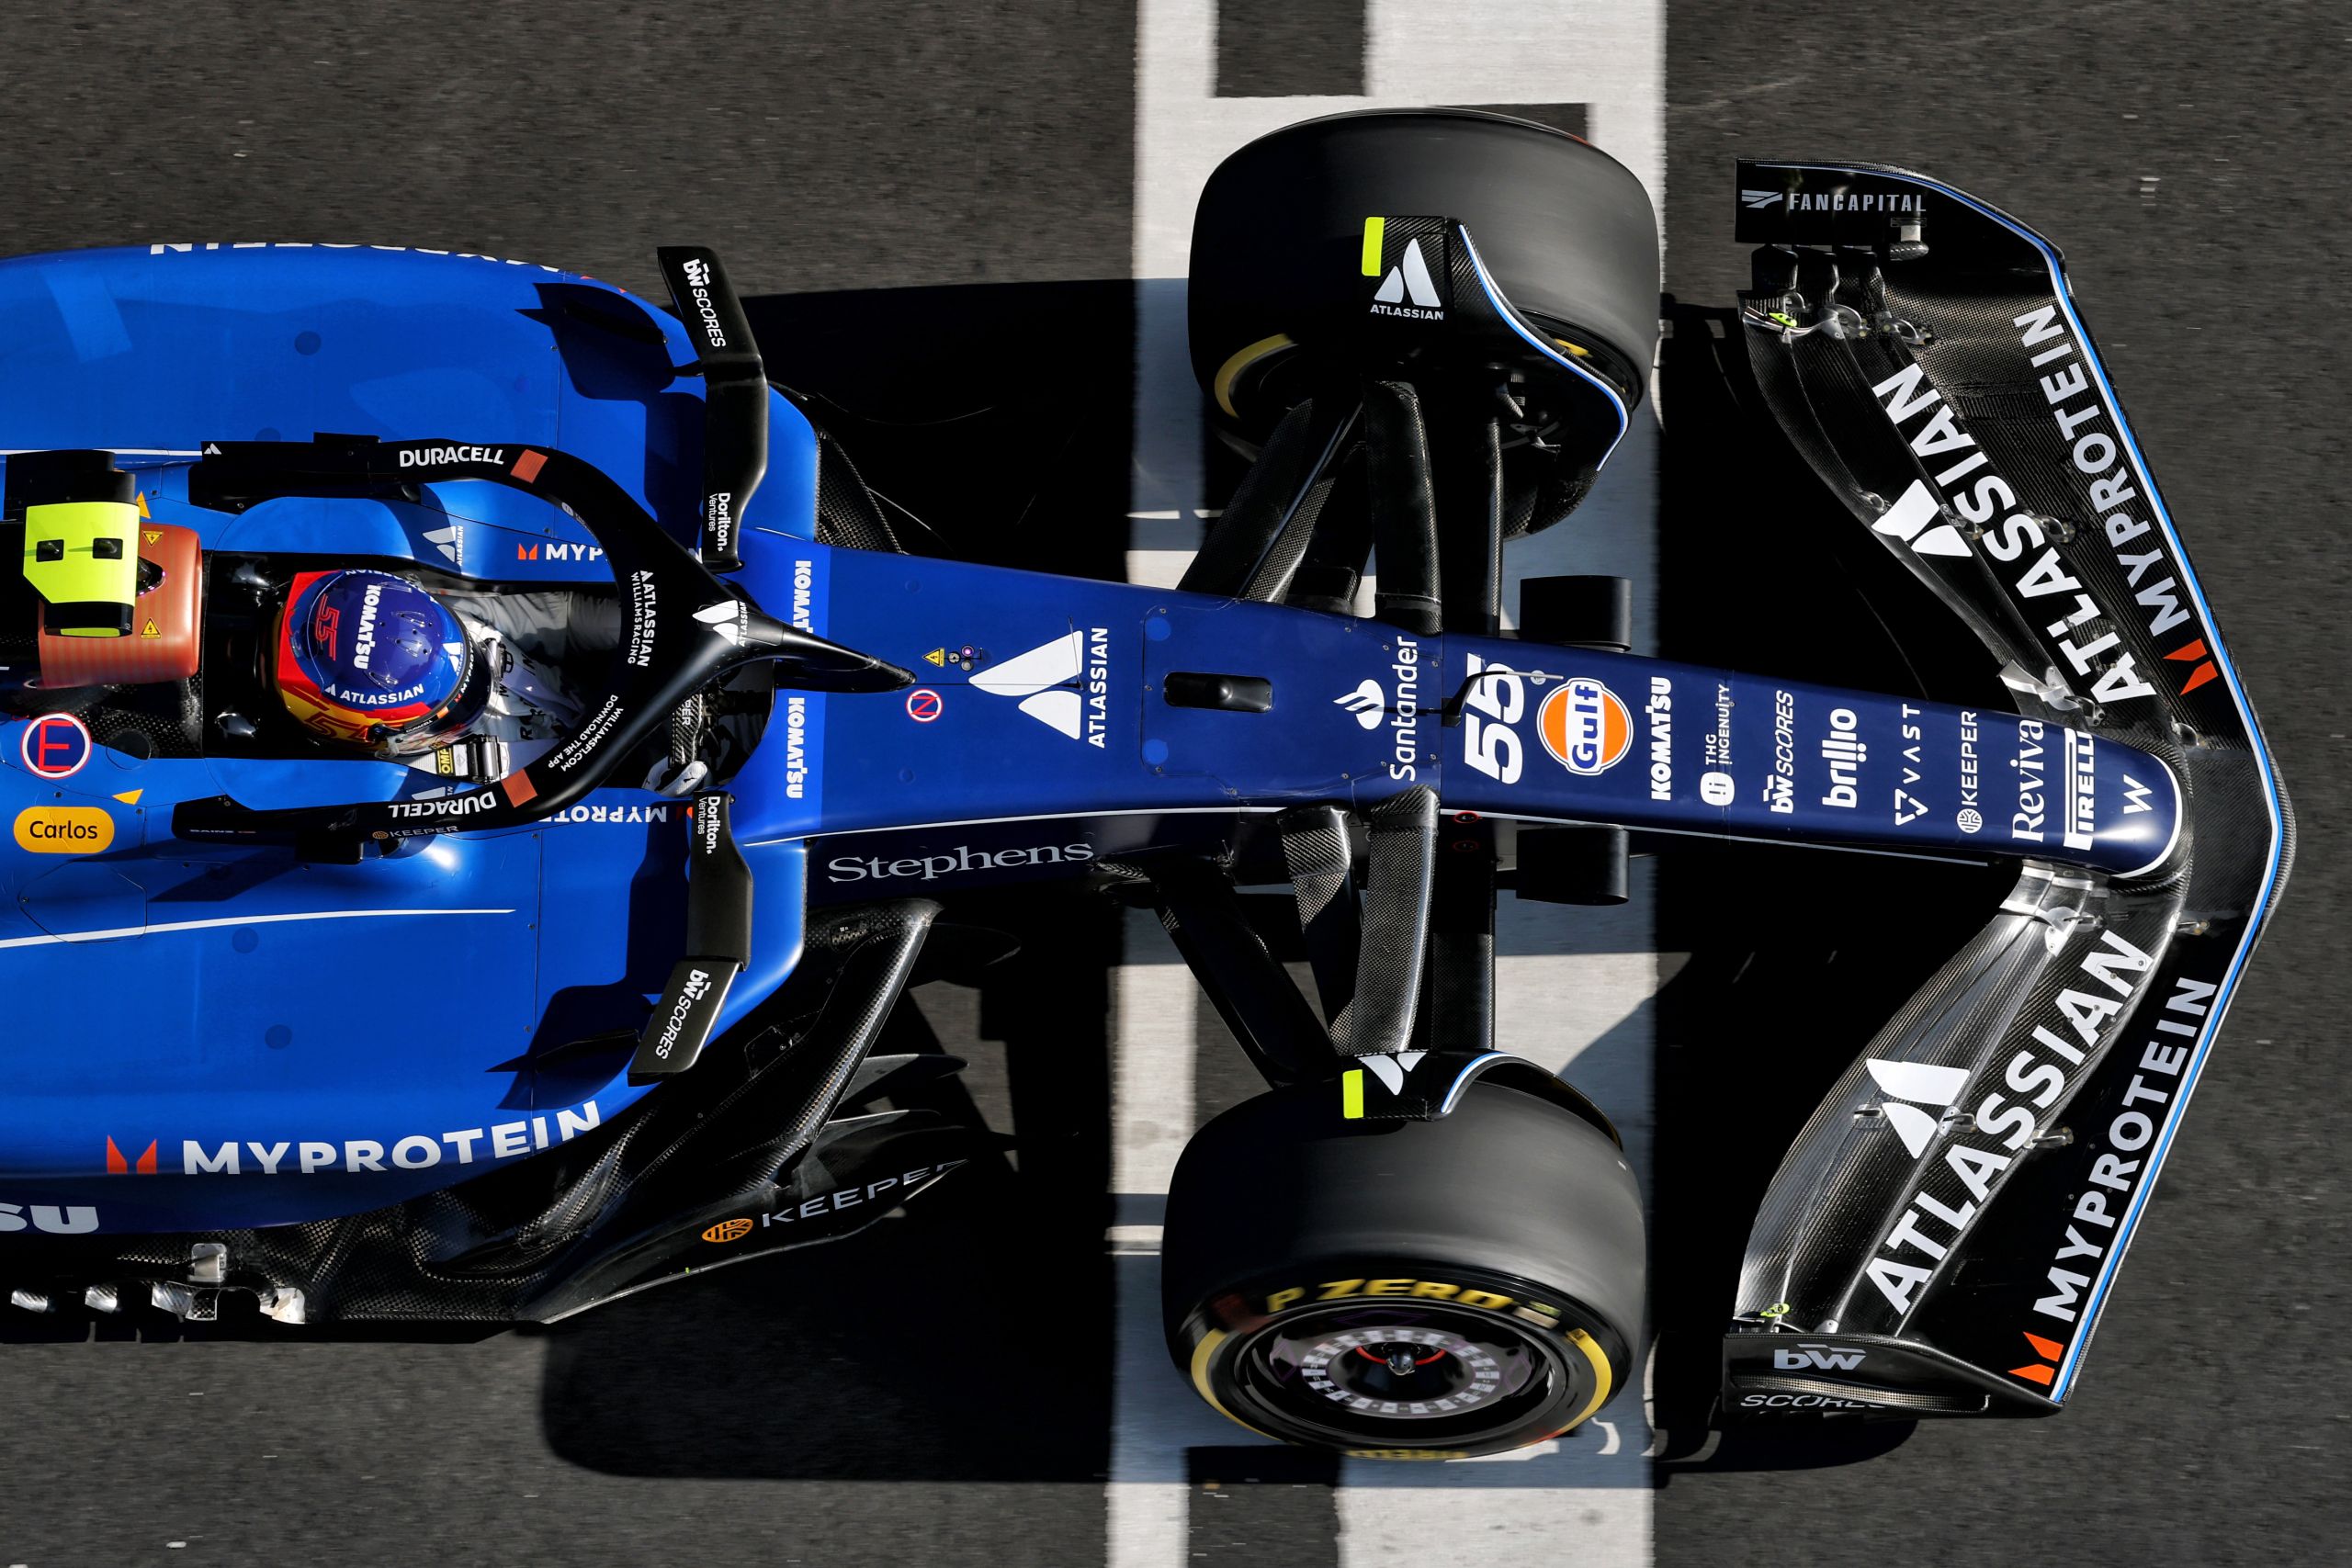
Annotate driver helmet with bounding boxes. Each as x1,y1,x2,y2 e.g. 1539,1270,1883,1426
275,568,486,753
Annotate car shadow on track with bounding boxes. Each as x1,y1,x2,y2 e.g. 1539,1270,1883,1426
1643,302,2034,1474
536,852,1122,1482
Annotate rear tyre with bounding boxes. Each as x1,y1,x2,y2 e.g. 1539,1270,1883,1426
1162,1077,1645,1459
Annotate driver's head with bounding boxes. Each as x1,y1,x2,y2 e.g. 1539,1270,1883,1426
275,568,483,753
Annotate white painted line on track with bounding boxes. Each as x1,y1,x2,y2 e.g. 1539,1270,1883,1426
1107,913,1255,1568
1120,1,1667,1563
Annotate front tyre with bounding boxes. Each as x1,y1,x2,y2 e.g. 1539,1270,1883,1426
1162,1077,1644,1459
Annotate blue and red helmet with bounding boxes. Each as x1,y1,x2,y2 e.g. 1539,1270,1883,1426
275,569,480,750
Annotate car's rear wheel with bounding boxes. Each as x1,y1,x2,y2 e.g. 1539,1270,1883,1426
1162,1077,1645,1459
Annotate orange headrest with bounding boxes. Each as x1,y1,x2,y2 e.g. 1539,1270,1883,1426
38,522,201,688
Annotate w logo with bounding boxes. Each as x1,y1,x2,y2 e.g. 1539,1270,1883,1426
1334,681,1385,730
1865,1057,1968,1159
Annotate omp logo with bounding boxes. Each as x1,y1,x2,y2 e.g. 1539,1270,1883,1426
1865,1057,1968,1160
1870,479,1972,558
1740,187,1787,209
1771,1342,1867,1372
1335,680,1385,730
683,257,712,288
1536,678,1633,776
2008,1328,2064,1387
702,1216,752,1244
974,630,1109,746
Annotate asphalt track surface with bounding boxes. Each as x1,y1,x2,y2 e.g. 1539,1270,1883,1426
0,4,2346,1566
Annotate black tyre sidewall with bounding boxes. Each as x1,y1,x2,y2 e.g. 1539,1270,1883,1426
1187,108,1660,429
1162,1078,1645,1456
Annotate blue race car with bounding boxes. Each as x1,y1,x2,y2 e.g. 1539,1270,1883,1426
0,110,2289,1458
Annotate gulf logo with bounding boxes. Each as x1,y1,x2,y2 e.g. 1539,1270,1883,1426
1538,678,1632,776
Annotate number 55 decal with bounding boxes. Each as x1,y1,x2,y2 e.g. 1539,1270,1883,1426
1461,653,1524,784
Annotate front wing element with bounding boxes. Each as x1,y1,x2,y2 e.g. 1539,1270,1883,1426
1723,162,2292,1416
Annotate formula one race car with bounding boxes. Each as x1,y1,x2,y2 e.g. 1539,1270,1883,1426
0,109,2289,1458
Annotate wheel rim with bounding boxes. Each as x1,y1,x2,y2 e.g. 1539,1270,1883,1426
1222,1301,1578,1450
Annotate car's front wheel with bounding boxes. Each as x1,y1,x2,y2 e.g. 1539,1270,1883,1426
1161,1076,1645,1459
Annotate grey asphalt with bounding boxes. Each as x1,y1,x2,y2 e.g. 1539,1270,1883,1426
0,4,2346,1566
1657,3,2351,1565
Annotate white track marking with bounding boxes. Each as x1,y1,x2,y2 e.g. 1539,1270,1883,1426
1107,912,1251,1568
1111,911,1204,1201
1121,2,1666,1563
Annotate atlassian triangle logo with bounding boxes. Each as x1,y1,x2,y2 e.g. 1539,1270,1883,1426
1864,1057,1969,1160
1871,479,1972,559
1362,1050,1424,1092
1373,238,1442,309
975,633,1085,740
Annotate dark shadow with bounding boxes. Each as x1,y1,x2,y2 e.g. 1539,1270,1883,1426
742,281,1135,581
516,283,1133,1478
1659,1419,1920,1474
1646,300,2016,1472
500,811,691,1109
533,810,1119,1482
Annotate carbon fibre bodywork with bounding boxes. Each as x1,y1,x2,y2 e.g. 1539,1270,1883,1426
1721,162,2290,1414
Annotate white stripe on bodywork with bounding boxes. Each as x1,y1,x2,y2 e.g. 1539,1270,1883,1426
0,908,515,948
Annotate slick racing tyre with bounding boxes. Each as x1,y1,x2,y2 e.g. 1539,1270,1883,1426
1161,1077,1644,1459
1187,108,1659,457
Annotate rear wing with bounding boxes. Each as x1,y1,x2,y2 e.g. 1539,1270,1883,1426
1722,162,2292,1416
